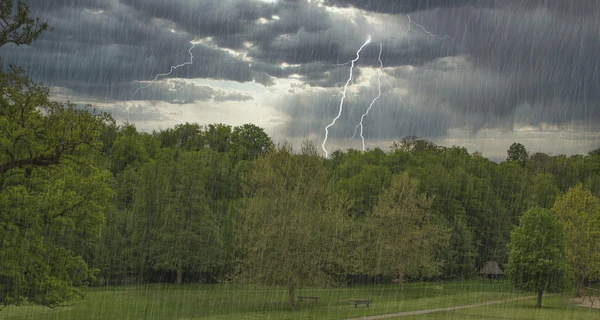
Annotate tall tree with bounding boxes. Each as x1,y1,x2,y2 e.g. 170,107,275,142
0,68,112,174
506,142,529,165
361,172,450,290
0,2,116,306
235,143,349,309
230,123,273,161
0,71,114,306
131,151,224,284
552,184,600,297
205,123,232,153
505,207,570,308
153,152,223,285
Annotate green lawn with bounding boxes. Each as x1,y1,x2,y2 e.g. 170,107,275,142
399,293,599,320
0,280,595,319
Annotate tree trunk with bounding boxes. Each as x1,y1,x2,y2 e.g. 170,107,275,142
398,270,404,291
536,289,543,308
288,286,295,310
575,274,582,297
177,266,183,285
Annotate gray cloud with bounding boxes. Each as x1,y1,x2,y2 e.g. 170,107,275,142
0,0,597,153
277,85,449,143
324,0,486,14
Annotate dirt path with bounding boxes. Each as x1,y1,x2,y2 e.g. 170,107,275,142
344,295,540,320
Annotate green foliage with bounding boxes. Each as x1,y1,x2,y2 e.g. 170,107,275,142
506,142,529,165
506,207,570,307
205,123,232,153
129,150,226,284
360,173,450,288
235,144,350,309
0,161,113,306
0,0,48,47
443,215,478,278
230,123,273,161
0,68,112,174
0,14,114,305
529,173,561,209
552,184,600,296
108,123,150,174
156,122,204,150
391,135,440,153
336,164,391,217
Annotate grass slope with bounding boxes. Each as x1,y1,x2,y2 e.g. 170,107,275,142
0,280,594,319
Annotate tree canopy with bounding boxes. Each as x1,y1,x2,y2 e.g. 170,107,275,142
505,207,570,308
360,172,450,290
553,184,600,296
0,1,113,307
235,143,350,309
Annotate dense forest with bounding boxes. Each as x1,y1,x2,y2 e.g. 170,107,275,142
2,0,600,310
3,95,600,306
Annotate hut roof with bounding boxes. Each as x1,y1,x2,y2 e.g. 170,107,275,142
479,260,504,275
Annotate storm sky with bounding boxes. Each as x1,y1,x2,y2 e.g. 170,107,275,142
1,0,599,160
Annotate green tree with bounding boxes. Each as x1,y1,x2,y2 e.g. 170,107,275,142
529,173,561,209
0,0,47,47
93,166,139,284
108,123,150,174
0,68,112,174
205,123,232,153
230,123,273,161
132,151,224,284
506,142,528,165
552,184,600,297
335,164,391,217
0,162,113,307
391,136,440,153
361,172,450,290
156,122,203,151
152,159,221,284
505,207,570,308
0,72,113,307
0,3,116,305
235,143,349,309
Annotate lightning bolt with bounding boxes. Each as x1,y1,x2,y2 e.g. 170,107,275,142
351,42,383,151
131,38,197,99
381,68,409,110
408,15,455,43
322,35,371,158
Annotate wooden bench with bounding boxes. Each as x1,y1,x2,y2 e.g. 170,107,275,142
349,299,372,307
298,296,319,302
584,287,599,306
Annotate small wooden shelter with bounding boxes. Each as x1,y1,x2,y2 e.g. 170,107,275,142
478,260,504,279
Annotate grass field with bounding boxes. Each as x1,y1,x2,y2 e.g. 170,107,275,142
0,280,597,319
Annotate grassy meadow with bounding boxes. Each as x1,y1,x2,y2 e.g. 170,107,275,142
0,280,597,320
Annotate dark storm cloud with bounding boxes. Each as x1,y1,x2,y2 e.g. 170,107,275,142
132,80,252,104
119,0,277,46
0,0,598,143
31,0,110,12
278,87,448,141
324,0,485,14
1,0,460,99
415,3,600,129
101,104,168,122
0,0,263,101
1,37,255,100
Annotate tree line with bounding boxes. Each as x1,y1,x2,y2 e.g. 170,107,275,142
1,0,600,310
